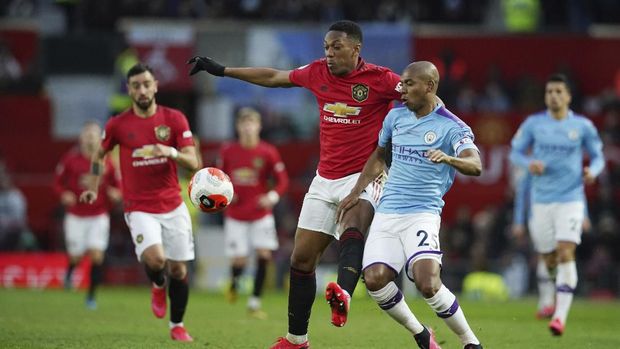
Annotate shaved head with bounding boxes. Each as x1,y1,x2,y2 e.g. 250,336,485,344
400,61,440,115
404,61,440,92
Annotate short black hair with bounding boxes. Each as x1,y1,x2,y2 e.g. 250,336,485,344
328,20,363,44
127,63,155,81
547,73,570,89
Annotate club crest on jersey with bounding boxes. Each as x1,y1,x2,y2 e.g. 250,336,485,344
136,234,144,244
424,131,437,144
568,129,579,141
352,84,369,102
154,125,171,141
253,157,264,168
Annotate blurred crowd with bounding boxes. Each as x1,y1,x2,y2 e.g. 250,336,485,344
2,0,619,30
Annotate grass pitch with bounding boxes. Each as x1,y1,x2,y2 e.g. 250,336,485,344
1,287,619,348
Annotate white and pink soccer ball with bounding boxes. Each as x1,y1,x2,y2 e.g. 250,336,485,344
188,167,234,213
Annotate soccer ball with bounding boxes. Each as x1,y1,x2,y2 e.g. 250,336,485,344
188,167,234,213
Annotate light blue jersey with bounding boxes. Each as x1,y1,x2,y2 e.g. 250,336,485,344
510,110,604,204
377,105,478,214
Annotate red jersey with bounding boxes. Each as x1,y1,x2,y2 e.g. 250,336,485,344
54,147,119,216
289,58,401,179
218,141,289,221
101,106,194,213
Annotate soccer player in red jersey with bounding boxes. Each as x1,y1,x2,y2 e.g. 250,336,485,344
188,20,412,348
80,63,200,342
54,121,121,309
218,107,289,319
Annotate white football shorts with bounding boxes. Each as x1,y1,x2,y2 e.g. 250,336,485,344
297,171,385,239
224,214,279,258
362,212,442,282
528,201,584,253
64,213,110,257
124,203,195,262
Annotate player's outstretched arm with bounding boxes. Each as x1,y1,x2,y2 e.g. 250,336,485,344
427,148,482,176
187,56,295,88
336,146,386,223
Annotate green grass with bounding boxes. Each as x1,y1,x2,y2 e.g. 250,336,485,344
1,287,619,348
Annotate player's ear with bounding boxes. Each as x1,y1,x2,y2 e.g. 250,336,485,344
353,42,361,56
427,80,434,93
153,79,159,93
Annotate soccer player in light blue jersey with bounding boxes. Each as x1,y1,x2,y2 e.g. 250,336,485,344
511,170,592,321
338,61,483,349
509,74,604,336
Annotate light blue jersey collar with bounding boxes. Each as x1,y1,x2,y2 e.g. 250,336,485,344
544,109,574,121
411,103,443,120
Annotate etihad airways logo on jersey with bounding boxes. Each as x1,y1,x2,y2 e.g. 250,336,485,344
322,103,361,124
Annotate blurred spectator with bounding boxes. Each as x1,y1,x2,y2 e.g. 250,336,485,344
0,39,22,91
443,205,475,261
502,0,541,32
433,48,468,107
260,111,300,144
109,41,140,115
376,0,399,22
0,161,30,251
514,75,544,111
455,82,478,113
478,65,511,113
55,0,82,33
2,0,35,18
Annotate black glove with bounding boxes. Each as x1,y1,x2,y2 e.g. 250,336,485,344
187,56,226,76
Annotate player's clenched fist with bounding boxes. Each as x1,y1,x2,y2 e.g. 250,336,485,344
79,190,98,204
186,56,226,76
427,149,450,164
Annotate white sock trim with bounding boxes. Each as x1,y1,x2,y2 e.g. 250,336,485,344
367,281,399,304
169,321,183,329
286,333,308,344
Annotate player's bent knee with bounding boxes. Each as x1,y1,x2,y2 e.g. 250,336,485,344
363,265,394,291
88,250,105,264
416,281,441,298
557,250,575,263
143,256,166,270
232,257,248,268
168,263,187,280
289,257,316,273
542,252,558,269
290,247,322,271
256,249,272,260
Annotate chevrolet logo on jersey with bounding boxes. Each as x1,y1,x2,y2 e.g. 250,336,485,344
132,145,156,158
323,103,361,118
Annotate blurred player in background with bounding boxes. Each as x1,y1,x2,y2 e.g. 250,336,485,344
511,170,592,320
218,107,289,319
54,121,121,309
338,61,483,349
80,63,200,342
510,74,604,336
188,20,408,349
